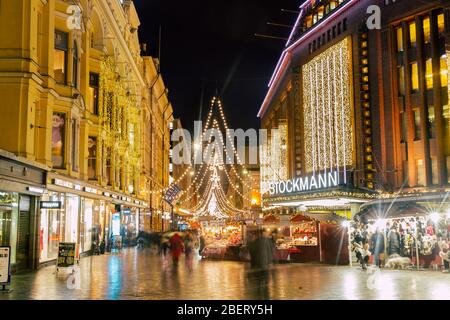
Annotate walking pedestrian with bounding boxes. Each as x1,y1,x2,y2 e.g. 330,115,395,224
184,233,195,271
169,233,184,266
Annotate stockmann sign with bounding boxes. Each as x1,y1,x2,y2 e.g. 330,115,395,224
269,171,339,196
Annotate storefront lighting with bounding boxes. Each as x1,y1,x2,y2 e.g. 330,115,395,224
430,212,440,223
342,221,350,228
375,219,386,230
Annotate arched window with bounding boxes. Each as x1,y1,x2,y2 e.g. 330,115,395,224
73,42,78,87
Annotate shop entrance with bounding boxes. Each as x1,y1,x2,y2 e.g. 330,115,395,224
16,195,31,270
0,207,12,247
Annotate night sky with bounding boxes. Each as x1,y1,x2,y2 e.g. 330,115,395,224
134,0,303,133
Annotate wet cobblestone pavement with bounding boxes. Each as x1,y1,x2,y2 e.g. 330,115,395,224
1,248,450,300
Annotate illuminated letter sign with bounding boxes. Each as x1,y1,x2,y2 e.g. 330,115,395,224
40,201,62,209
268,171,339,196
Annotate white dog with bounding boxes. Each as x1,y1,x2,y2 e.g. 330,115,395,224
385,256,412,269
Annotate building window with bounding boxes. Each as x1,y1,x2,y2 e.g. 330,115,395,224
72,42,78,87
403,160,409,185
89,73,99,115
317,6,324,20
88,137,97,180
413,109,422,140
398,66,405,96
431,157,438,185
440,55,448,87
438,13,445,35
428,105,436,138
422,17,431,44
447,156,450,183
52,112,65,168
410,62,419,92
54,30,68,84
416,159,425,186
400,112,407,142
396,27,404,52
409,22,417,47
71,119,79,172
444,103,450,135
425,58,433,89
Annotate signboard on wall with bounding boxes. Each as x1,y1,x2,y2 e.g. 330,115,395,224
0,247,11,285
40,201,62,209
57,242,76,268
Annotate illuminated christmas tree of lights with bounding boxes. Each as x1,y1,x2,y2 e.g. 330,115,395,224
178,96,250,220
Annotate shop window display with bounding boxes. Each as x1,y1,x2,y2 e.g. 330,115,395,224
0,192,19,265
40,192,64,262
81,198,94,253
65,194,79,244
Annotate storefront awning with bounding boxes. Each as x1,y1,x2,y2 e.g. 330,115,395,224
357,191,450,220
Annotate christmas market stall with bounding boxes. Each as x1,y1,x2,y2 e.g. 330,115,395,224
200,220,243,260
255,213,349,264
353,200,450,271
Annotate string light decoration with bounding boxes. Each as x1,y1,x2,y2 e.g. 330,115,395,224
302,37,353,181
359,31,375,189
259,125,288,195
179,96,253,218
99,56,141,190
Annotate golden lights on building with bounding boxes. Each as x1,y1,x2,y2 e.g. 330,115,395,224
0,0,173,271
302,37,354,175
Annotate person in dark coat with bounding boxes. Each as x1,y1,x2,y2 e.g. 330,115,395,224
388,226,401,256
370,229,385,267
199,235,206,256
249,230,274,271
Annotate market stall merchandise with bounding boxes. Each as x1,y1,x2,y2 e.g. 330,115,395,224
200,223,243,260
351,208,450,271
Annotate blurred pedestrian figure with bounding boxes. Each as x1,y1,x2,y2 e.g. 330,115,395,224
160,236,170,270
184,233,195,271
352,228,369,270
249,229,274,271
387,225,401,256
370,228,385,267
199,234,206,257
169,233,184,266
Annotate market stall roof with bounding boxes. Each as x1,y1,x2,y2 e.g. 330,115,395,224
264,214,280,224
356,202,429,221
290,214,313,224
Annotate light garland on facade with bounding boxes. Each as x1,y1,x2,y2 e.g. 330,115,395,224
302,37,353,177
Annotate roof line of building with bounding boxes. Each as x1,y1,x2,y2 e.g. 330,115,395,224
258,0,359,118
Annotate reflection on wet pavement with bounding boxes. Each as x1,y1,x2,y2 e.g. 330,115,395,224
1,248,450,300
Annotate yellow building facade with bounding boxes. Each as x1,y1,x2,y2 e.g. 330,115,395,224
0,0,172,271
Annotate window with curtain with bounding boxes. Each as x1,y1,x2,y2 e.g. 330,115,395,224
410,62,419,92
413,109,422,140
89,73,99,115
54,30,68,84
422,17,431,44
438,13,445,35
409,22,417,47
425,59,433,89
440,55,448,87
398,66,405,96
396,27,404,52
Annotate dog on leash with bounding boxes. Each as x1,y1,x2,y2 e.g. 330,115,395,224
384,255,412,269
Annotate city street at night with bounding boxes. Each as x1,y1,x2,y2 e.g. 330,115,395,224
2,0,450,308
1,248,449,300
